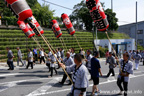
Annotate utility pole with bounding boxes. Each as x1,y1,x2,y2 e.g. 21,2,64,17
135,1,138,50
43,0,46,6
111,0,113,12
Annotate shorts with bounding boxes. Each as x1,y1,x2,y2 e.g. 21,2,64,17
92,77,99,85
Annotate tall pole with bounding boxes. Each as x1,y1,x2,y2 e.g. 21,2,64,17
111,0,113,12
96,27,97,46
136,1,138,50
43,0,46,6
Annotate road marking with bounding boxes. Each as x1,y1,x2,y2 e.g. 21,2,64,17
33,73,144,95
0,71,143,94
0,76,62,85
0,82,17,93
0,73,24,77
26,77,62,96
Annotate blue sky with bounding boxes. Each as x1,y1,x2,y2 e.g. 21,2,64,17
37,0,144,25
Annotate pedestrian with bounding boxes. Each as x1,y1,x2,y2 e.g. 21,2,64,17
142,51,144,65
117,53,133,96
6,47,14,70
59,53,89,96
45,49,52,72
105,50,109,64
71,48,75,59
59,52,74,85
85,50,93,77
60,48,65,60
48,50,57,78
17,47,25,67
56,48,61,69
80,48,85,59
91,51,102,96
33,47,38,63
39,48,45,64
128,50,132,61
26,48,33,69
106,52,117,77
139,50,143,62
133,51,141,70
118,49,122,58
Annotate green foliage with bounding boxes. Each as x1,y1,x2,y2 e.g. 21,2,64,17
105,9,119,31
70,0,118,31
0,0,55,27
99,46,108,57
70,0,93,31
137,44,144,50
0,30,94,62
2,16,17,25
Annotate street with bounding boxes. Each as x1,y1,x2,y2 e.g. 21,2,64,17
0,60,144,96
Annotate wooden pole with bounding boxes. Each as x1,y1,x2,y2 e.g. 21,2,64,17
105,31,122,72
31,22,73,84
74,35,86,59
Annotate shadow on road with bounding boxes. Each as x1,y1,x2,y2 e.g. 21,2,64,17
17,81,43,85
0,77,6,79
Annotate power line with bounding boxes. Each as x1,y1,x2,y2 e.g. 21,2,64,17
41,0,73,11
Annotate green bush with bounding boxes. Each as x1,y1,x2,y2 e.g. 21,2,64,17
99,46,108,57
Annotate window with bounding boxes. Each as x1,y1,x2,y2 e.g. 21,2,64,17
137,30,143,34
137,39,143,44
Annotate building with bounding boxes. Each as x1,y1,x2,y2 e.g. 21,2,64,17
118,21,144,47
94,39,135,53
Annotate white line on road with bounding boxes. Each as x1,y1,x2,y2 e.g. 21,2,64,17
0,73,24,77
0,82,17,93
0,71,143,95
0,76,61,85
26,77,62,96
33,73,144,95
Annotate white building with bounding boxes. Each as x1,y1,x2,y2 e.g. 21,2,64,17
94,39,135,53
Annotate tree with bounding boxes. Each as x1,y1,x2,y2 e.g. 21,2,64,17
105,9,118,31
70,0,118,31
0,0,55,26
69,0,93,31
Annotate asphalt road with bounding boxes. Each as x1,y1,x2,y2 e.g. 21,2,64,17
0,60,144,96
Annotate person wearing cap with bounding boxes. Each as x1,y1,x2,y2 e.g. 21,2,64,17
91,51,102,96
17,47,25,67
59,53,89,96
59,52,75,85
85,49,93,77
106,52,117,77
26,48,33,69
6,47,14,70
117,52,133,96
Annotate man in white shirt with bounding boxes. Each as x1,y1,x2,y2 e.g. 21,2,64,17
59,52,74,85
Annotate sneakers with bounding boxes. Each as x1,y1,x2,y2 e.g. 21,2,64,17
118,91,124,95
